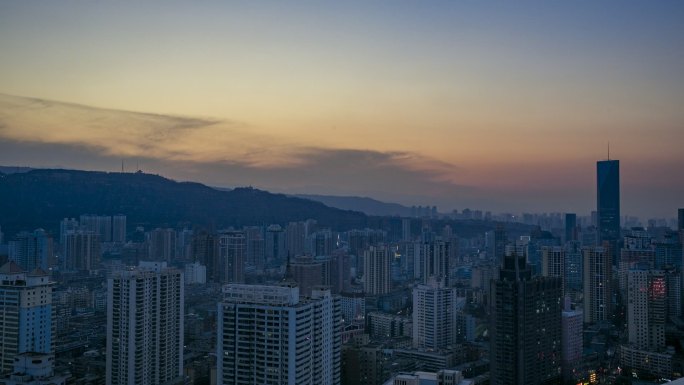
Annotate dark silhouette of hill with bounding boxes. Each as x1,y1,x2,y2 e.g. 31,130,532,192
0,169,368,236
294,194,412,217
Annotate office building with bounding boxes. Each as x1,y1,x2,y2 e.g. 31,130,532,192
106,262,184,385
217,284,341,385
363,245,391,295
490,250,562,385
583,244,612,324
0,262,53,374
596,159,620,250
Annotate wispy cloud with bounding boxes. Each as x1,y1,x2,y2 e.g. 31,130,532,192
0,93,472,201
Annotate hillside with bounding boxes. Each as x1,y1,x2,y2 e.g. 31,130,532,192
0,169,367,236
294,194,412,217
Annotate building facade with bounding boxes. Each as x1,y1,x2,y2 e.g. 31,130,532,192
0,262,54,375
217,284,341,385
106,262,184,385
490,251,562,385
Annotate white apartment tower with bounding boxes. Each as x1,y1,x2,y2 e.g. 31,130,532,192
412,278,462,350
363,245,391,295
0,262,54,374
217,284,341,385
106,262,184,385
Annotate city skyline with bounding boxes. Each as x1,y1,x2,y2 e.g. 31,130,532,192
1,2,683,219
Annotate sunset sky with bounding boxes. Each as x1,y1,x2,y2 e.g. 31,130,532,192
1,1,682,219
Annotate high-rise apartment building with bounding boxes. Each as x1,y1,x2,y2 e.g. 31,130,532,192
80,214,113,243
217,284,341,385
412,278,460,349
490,250,562,385
8,229,54,271
561,297,583,382
542,246,565,296
597,159,620,250
363,245,391,295
218,230,245,284
64,230,100,271
286,221,307,257
620,268,672,378
420,240,449,285
265,225,286,266
106,262,184,385
0,262,54,374
583,245,612,324
627,269,666,350
112,214,127,243
148,228,176,263
191,230,219,281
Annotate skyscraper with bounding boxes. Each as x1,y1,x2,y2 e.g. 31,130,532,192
106,262,184,385
217,284,341,385
490,250,562,385
0,262,54,374
597,159,620,249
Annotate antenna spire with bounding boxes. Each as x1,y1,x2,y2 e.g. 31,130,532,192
607,142,610,160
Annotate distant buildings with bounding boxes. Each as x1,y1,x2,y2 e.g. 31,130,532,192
0,262,54,374
106,261,184,385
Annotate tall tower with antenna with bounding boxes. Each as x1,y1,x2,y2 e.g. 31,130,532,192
597,147,620,258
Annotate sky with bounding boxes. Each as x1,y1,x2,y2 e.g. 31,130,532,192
1,1,682,219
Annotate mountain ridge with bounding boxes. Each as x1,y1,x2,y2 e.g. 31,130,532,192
0,168,368,236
